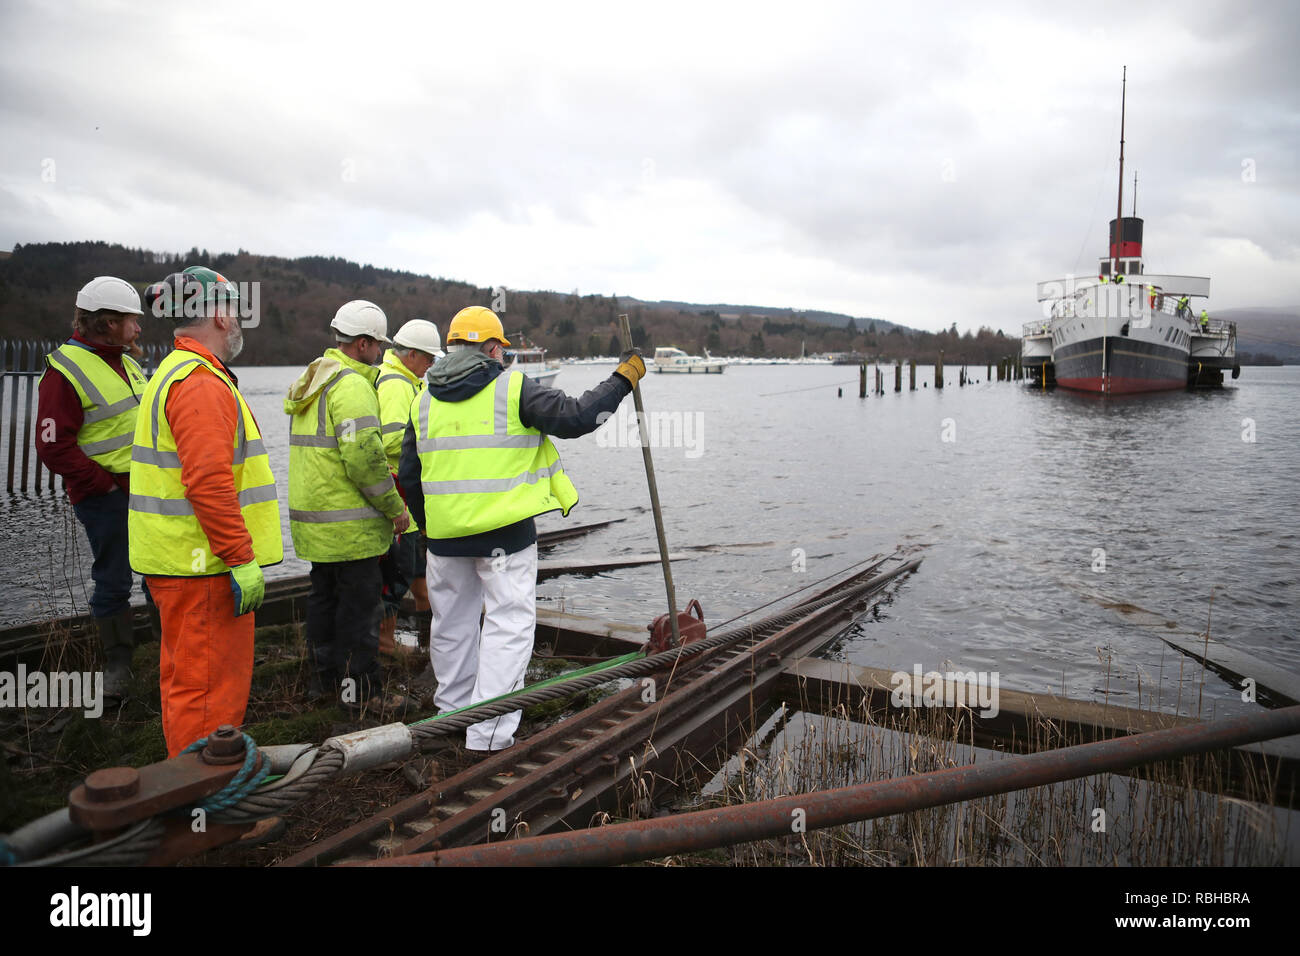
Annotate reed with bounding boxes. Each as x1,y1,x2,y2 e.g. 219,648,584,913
655,671,1292,867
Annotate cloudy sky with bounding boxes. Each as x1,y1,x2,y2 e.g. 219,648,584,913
2,0,1296,333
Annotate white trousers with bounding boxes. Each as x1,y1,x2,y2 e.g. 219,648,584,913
426,544,537,751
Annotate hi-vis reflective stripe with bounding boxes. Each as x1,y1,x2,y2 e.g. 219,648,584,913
47,351,142,423
139,357,261,465
418,434,542,451
287,370,381,445
83,396,140,425
133,437,267,468
148,359,203,450
381,421,406,435
415,372,542,452
361,476,394,498
80,432,134,456
289,505,384,523
422,463,560,496
376,373,408,387
288,434,336,447
132,483,278,515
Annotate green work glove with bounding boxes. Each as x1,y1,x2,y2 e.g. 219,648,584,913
229,561,265,616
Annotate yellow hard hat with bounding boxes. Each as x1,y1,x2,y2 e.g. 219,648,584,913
447,306,511,346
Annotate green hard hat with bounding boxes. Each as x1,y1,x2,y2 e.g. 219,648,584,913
182,265,240,303
143,265,239,320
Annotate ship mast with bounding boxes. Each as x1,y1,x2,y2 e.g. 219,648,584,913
1114,66,1126,279
1105,66,1127,392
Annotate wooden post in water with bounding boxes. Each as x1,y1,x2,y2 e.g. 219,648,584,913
935,350,944,390
986,361,991,381
859,363,867,398
909,359,916,391
894,361,901,393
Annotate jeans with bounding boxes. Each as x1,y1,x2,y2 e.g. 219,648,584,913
72,489,141,618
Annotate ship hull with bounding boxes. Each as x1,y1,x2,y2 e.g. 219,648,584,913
1053,335,1189,394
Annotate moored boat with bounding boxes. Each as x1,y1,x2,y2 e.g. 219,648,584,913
652,346,727,374
1024,69,1235,394
504,334,561,386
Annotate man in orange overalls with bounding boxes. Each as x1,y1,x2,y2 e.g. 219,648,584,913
130,267,283,757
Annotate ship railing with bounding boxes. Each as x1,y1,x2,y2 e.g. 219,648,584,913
1192,319,1235,337
1022,320,1052,337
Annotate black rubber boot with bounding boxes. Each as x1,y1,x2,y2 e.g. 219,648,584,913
98,609,136,702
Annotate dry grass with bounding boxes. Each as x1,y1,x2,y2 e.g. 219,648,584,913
656,694,1294,866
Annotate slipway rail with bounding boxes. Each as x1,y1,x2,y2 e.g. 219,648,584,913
2,554,918,866
280,557,920,866
365,704,1300,867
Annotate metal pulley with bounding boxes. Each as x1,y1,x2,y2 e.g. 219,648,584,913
646,598,706,655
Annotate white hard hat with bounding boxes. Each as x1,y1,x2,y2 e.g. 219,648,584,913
76,276,143,315
331,300,390,344
393,319,444,357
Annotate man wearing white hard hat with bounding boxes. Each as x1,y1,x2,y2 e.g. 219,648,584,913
284,300,415,717
36,277,150,703
375,319,444,661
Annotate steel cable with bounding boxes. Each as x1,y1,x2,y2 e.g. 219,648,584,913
18,560,918,864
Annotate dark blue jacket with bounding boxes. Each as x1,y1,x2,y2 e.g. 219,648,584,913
399,361,632,557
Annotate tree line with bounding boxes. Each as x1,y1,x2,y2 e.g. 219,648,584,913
0,241,1021,365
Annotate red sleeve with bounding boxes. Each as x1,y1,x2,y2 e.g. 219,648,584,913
35,369,119,500
166,369,255,569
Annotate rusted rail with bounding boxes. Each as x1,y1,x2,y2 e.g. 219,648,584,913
362,703,1300,867
278,558,921,866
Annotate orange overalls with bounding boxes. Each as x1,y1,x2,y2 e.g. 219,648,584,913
149,337,259,758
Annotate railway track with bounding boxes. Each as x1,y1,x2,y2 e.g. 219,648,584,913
280,556,921,866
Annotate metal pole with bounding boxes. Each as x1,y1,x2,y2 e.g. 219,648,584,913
370,704,1300,867
617,314,680,649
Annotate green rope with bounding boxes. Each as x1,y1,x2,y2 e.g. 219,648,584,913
408,650,645,728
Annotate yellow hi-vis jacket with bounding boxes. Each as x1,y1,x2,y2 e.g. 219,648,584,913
128,348,282,575
284,348,406,562
43,342,148,473
415,369,577,539
376,349,423,473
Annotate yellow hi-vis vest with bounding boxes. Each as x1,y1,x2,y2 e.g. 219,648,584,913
415,370,578,539
128,349,282,575
43,342,148,473
377,349,423,473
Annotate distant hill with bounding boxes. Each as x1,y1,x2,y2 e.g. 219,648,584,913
0,241,1017,365
1214,308,1300,364
620,297,917,337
